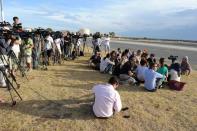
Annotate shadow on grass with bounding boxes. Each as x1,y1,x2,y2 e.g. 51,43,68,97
118,85,147,92
0,97,95,120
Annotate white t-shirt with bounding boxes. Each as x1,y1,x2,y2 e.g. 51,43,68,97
93,84,122,117
102,37,110,46
12,38,21,57
95,38,101,46
45,36,54,50
77,38,83,46
169,69,181,82
136,65,148,81
54,38,62,54
100,58,115,72
12,44,20,54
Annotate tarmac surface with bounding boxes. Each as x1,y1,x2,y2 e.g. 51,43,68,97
109,40,197,70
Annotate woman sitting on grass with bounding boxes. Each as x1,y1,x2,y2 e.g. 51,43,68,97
168,63,186,91
181,56,192,76
157,58,168,88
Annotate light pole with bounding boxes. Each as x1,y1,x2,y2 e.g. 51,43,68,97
0,0,5,22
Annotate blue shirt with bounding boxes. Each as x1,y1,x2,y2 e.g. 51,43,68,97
144,69,163,90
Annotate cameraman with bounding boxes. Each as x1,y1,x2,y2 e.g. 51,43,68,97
71,32,80,59
92,32,101,55
33,32,42,69
23,35,33,71
13,16,23,32
9,36,21,76
64,32,72,59
44,33,54,65
0,35,13,88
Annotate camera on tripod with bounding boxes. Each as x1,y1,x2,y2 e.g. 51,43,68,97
93,32,101,40
168,55,178,63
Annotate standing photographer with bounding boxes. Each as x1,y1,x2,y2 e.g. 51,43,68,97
0,38,9,88
44,33,54,65
12,16,23,32
64,32,72,59
102,34,110,54
23,35,33,71
33,32,42,69
0,32,16,88
10,36,21,76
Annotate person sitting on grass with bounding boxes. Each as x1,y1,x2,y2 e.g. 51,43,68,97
92,77,122,118
119,55,137,85
144,62,164,92
136,49,142,65
157,58,168,87
135,58,148,83
141,49,149,60
181,56,192,76
100,53,115,74
89,51,101,70
147,53,156,67
168,63,186,91
113,52,128,77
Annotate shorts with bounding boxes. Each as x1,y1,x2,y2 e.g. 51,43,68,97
47,49,53,57
26,55,32,63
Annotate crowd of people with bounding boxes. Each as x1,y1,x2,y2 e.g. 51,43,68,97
0,17,193,120
0,16,118,104
90,43,192,118
89,47,192,91
0,16,94,103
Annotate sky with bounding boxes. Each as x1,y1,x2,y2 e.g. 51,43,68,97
2,0,197,40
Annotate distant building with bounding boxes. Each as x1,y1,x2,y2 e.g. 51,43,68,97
79,28,90,35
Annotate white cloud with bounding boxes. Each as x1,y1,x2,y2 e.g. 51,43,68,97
4,0,197,34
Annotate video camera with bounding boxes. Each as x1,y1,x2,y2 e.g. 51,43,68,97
93,32,101,40
168,55,178,63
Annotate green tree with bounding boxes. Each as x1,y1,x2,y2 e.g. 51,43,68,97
46,28,53,32
109,32,116,37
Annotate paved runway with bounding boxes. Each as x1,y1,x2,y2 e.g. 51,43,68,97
86,38,197,70
110,40,197,70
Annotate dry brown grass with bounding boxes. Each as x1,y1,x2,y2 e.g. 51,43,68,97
0,51,197,131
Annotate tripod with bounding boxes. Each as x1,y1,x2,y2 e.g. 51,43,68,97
0,66,22,106
7,50,28,80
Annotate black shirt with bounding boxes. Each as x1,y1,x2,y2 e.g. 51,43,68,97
64,36,71,46
120,61,136,75
90,55,101,65
13,23,23,31
147,57,156,66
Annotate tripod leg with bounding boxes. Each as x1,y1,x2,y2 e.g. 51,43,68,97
8,88,16,106
2,69,23,102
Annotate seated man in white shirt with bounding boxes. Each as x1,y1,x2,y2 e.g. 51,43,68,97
92,77,122,118
144,63,164,92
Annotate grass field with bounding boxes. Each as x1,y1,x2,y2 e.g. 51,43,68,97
0,52,196,131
